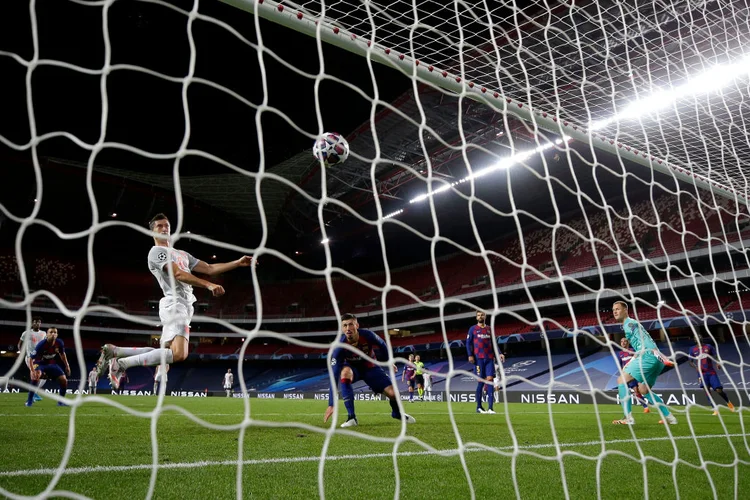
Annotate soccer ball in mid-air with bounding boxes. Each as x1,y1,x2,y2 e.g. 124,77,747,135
312,132,350,167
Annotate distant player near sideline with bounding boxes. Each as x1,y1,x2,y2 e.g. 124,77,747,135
95,213,255,388
493,360,503,403
27,328,70,407
223,368,234,397
153,364,168,395
467,310,504,414
689,338,735,415
612,301,677,425
324,313,416,427
618,337,650,413
18,316,47,402
87,367,98,395
414,354,425,401
402,353,416,402
423,369,433,401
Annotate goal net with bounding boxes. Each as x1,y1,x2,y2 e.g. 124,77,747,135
1,0,749,497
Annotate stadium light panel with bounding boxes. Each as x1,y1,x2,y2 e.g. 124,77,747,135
407,136,570,207
589,56,750,131
382,209,404,219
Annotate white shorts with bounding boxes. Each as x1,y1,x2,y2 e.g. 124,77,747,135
223,384,232,389
155,375,168,383
423,379,432,391
159,299,194,347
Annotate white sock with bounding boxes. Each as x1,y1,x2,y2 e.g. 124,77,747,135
38,380,47,388
119,349,173,369
115,347,154,357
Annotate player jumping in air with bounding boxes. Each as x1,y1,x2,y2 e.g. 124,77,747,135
467,310,504,414
18,316,46,402
27,328,70,407
95,213,255,388
402,353,416,402
324,313,416,427
223,368,234,397
617,337,650,413
612,301,677,425
689,337,735,415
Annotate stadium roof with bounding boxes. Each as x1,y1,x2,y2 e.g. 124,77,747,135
3,0,748,271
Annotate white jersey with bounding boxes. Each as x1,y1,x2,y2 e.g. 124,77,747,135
88,370,98,386
147,246,199,306
223,373,234,387
155,366,168,383
20,329,46,358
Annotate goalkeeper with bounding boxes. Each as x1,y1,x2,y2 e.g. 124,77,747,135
612,301,677,425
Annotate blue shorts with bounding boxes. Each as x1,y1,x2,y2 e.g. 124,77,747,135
475,358,496,379
37,364,65,379
350,365,392,393
406,378,415,389
700,373,722,390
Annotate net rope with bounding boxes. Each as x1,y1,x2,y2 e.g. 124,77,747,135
0,0,749,499
285,0,750,196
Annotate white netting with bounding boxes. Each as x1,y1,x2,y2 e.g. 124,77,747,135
1,0,750,498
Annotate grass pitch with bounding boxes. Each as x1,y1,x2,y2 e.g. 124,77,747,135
0,394,748,499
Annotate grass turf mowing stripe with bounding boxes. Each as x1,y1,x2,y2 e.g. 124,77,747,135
1,433,747,478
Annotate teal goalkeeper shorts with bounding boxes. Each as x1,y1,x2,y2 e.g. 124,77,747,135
624,353,664,388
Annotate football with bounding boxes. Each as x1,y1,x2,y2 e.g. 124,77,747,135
312,132,350,167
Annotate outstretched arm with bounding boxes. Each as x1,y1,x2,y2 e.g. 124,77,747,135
192,256,256,277
170,263,225,297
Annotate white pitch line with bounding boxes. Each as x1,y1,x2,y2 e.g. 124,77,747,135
0,433,747,478
0,410,627,417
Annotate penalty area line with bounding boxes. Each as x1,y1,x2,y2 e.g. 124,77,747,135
0,433,747,477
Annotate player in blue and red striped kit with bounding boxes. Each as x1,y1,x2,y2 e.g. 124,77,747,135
467,310,504,414
26,327,70,407
324,313,416,428
618,338,650,413
689,339,735,415
402,353,416,402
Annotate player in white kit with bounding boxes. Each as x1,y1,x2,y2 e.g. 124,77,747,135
153,364,168,394
87,367,98,394
18,317,47,402
422,370,432,401
223,368,234,397
94,213,256,389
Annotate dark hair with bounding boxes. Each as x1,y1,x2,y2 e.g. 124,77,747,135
341,313,357,322
148,213,169,229
32,316,42,322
